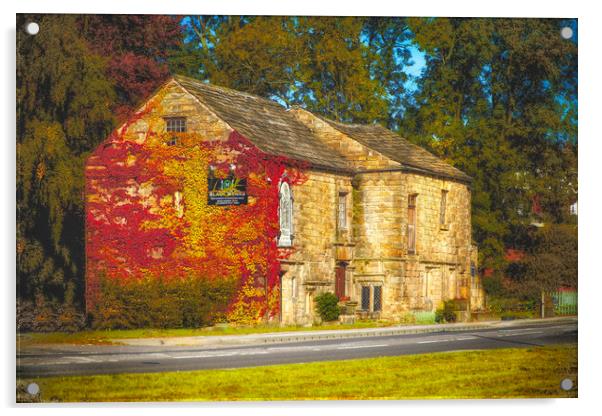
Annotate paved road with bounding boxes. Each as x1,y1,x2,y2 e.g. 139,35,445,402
17,320,577,378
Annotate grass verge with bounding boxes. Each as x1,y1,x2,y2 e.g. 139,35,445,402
20,344,577,402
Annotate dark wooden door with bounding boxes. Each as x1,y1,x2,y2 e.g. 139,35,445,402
335,264,346,299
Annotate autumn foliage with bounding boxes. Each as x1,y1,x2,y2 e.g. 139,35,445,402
80,15,183,120
85,97,307,326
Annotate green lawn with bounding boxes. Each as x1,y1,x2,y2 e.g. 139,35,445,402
21,344,577,402
17,320,400,346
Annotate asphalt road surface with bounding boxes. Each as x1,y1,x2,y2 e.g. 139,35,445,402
17,320,577,378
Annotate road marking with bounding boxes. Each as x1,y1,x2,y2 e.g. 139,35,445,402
499,328,547,333
64,356,98,363
498,331,544,337
337,344,388,350
237,350,269,356
170,350,273,360
171,352,239,359
267,346,318,352
417,340,445,344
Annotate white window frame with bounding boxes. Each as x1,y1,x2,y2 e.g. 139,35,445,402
278,181,293,247
165,116,187,133
174,191,184,218
338,192,348,231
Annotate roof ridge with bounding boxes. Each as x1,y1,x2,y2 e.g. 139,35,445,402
312,113,379,129
317,113,471,182
173,74,285,110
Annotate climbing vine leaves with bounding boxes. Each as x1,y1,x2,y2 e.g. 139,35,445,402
85,94,307,323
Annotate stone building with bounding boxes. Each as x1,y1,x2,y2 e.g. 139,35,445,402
86,75,484,325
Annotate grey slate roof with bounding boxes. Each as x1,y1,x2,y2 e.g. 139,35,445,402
322,119,472,182
174,75,350,171
174,75,471,182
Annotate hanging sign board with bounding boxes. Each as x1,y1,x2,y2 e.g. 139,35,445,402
208,175,248,206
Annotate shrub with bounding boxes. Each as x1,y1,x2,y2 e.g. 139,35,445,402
398,312,417,324
89,274,238,329
482,274,508,297
315,292,341,322
55,304,87,332
435,300,457,323
17,298,86,333
487,297,537,317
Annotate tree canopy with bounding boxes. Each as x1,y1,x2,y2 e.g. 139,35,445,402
402,18,577,272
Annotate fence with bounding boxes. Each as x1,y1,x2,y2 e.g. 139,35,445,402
484,290,577,319
549,290,577,316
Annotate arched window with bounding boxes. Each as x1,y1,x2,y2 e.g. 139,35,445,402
278,181,293,247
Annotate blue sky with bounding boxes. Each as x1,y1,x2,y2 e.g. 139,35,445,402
403,45,426,93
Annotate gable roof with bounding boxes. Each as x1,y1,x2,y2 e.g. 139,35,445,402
321,118,472,182
174,75,351,171
172,75,470,183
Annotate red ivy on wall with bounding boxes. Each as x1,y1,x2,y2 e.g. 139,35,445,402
85,104,308,323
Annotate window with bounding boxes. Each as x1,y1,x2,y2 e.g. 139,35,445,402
338,192,347,230
164,117,186,146
361,286,370,310
407,194,417,254
174,191,184,218
291,276,297,299
440,190,448,226
305,292,313,315
335,264,346,299
373,286,382,312
165,117,187,133
278,181,293,247
448,269,459,299
360,285,383,312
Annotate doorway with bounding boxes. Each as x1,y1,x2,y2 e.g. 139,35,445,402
335,263,347,299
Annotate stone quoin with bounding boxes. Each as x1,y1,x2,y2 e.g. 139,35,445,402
85,75,484,325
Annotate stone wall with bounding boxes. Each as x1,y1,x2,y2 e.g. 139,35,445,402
290,108,481,319
399,173,474,313
123,80,233,144
350,171,475,317
280,161,479,324
280,170,354,324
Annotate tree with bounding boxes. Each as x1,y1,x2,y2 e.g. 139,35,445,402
170,16,416,124
17,14,116,304
511,224,577,297
401,18,577,273
80,15,183,119
362,17,415,129
17,15,186,310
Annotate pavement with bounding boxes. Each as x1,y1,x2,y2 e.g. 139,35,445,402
17,317,577,378
111,316,576,347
